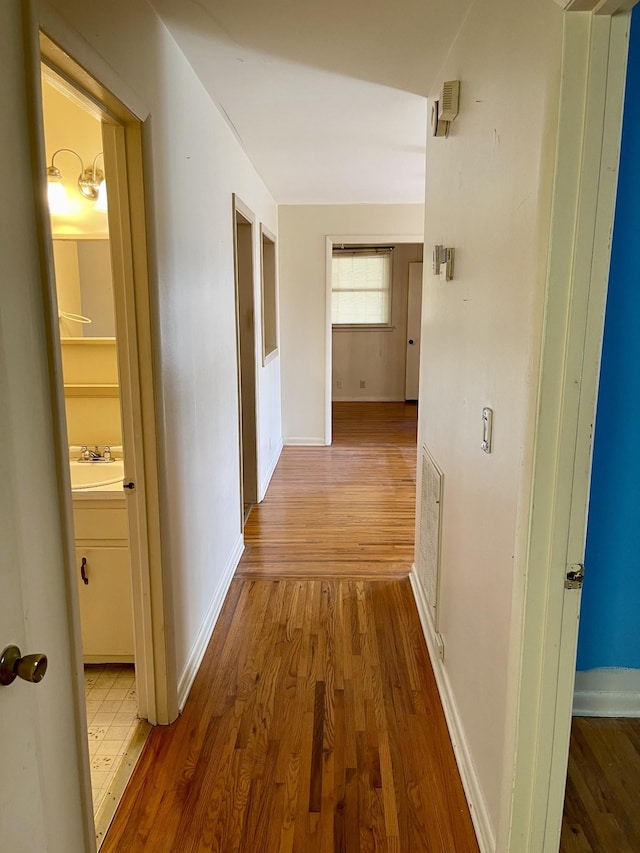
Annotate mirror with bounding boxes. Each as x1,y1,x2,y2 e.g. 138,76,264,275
53,238,115,338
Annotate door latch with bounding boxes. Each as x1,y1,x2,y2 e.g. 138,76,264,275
565,564,584,590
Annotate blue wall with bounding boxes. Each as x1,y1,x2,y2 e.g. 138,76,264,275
577,7,640,672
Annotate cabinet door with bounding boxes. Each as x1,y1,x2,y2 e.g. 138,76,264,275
76,547,134,660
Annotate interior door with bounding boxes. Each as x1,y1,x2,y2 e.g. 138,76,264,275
0,5,93,850
405,262,423,401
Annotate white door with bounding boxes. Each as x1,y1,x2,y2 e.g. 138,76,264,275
405,262,423,400
0,5,93,851
501,13,630,852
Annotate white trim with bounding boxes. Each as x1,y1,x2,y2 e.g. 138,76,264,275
573,668,640,716
556,0,637,14
283,436,327,446
259,438,283,501
410,568,493,853
177,535,244,711
325,237,334,446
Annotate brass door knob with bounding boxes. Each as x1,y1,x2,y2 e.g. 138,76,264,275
0,645,48,686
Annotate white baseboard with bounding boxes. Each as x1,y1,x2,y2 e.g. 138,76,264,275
410,567,495,853
177,535,244,711
573,668,640,717
283,437,326,446
260,438,283,501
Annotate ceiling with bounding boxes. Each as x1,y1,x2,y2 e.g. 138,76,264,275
149,0,473,205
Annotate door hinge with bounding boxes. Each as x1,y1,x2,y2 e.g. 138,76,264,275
565,564,584,590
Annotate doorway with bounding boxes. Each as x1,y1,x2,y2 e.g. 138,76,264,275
41,63,149,840
233,196,258,523
324,234,423,445
37,33,170,846
328,239,423,440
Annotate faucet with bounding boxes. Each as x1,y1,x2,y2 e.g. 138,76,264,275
78,445,114,462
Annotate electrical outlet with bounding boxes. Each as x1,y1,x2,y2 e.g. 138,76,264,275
359,380,366,389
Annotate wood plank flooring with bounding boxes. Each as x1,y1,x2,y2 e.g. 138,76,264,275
103,403,479,852
561,716,640,852
240,403,418,579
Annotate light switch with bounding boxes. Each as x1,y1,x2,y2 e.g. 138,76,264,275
481,407,493,453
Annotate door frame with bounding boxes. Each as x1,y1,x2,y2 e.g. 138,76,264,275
324,233,423,445
232,194,259,519
25,28,173,726
499,11,632,851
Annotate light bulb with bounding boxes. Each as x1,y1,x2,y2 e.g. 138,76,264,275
94,179,108,212
47,177,69,214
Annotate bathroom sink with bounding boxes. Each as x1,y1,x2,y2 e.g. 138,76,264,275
69,459,124,491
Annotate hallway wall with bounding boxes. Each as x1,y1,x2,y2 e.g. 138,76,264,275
36,0,281,707
415,0,563,845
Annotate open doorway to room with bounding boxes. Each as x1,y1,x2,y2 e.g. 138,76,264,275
41,67,147,835
38,35,168,848
328,238,423,445
233,196,259,524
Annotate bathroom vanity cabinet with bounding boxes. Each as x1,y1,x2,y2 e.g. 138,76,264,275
73,494,134,662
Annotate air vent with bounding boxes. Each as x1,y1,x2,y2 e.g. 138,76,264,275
438,80,460,122
418,445,444,627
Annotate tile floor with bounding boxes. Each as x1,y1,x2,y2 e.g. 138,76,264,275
84,664,140,813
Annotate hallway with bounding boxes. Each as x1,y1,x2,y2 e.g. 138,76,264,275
102,403,479,851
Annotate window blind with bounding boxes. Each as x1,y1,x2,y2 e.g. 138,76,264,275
331,250,392,325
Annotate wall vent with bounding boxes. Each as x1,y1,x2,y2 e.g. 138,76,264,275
418,445,444,628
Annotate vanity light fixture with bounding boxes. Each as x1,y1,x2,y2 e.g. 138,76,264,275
46,148,107,213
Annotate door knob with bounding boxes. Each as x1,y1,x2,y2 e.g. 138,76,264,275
0,645,48,686
408,339,415,345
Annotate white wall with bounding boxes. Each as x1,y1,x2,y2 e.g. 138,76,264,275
413,0,563,846
36,0,282,704
332,243,423,401
278,204,424,443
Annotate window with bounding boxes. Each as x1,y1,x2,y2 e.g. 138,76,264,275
331,247,392,326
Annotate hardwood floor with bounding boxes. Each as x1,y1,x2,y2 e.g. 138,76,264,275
103,403,479,852
561,716,640,852
240,403,418,579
